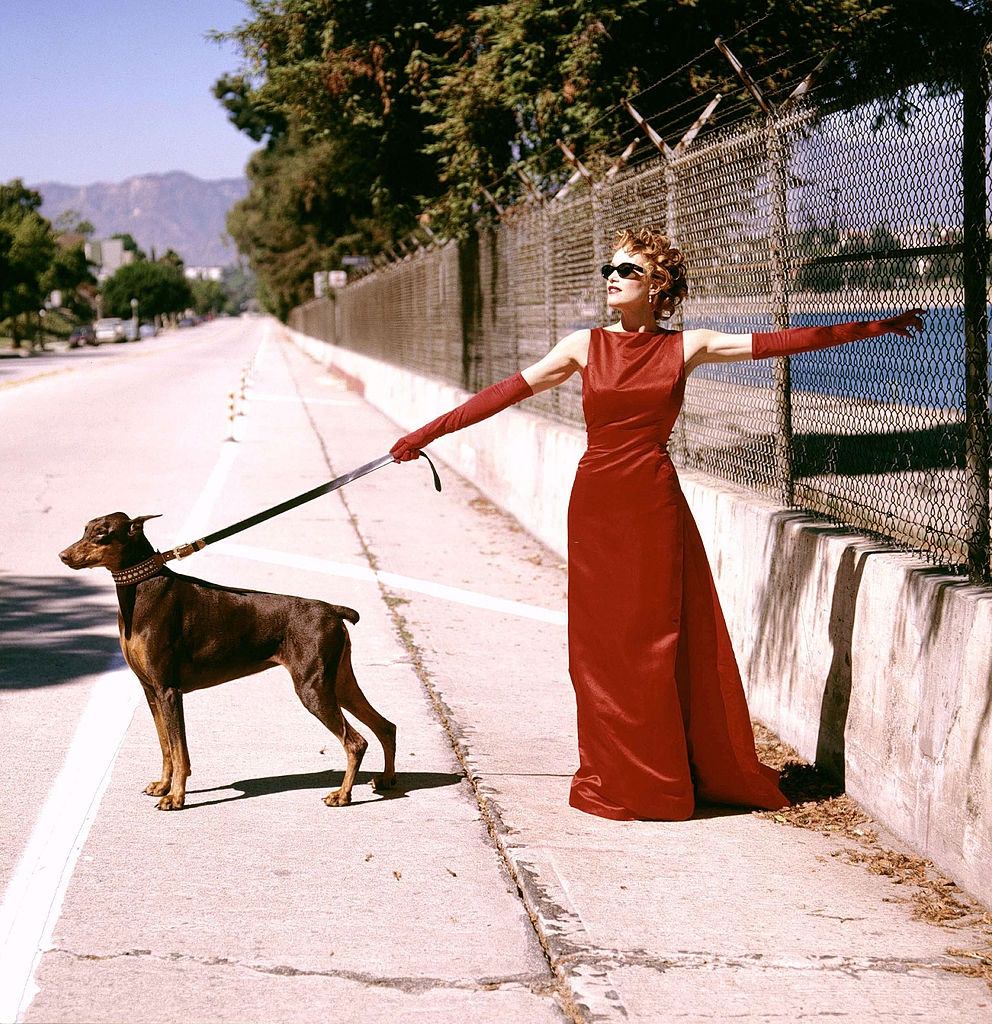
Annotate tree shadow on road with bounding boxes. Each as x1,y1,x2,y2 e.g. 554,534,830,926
0,572,120,690
184,769,463,808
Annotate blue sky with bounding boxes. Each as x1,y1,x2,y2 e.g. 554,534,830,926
0,1,258,185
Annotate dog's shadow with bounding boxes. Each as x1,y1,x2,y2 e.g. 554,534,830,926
185,770,462,808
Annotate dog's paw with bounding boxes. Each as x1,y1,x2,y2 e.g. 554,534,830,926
156,794,185,811
144,781,171,796
323,788,352,807
371,772,397,792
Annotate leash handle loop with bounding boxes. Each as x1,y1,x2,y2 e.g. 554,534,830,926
418,450,442,492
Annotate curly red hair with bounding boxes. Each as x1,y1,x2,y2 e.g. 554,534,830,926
614,226,688,321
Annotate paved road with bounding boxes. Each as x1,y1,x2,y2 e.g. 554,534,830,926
1,316,989,1022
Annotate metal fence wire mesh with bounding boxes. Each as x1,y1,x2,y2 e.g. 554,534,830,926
289,48,991,582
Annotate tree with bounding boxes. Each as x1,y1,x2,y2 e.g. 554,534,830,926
43,240,96,320
419,0,915,231
813,0,991,119
53,209,95,237
158,248,184,271
0,182,101,345
190,278,226,315
110,232,147,261
794,225,846,293
213,72,286,143
215,1,990,304
101,261,192,320
214,0,475,309
225,131,370,317
220,263,257,313
0,180,56,346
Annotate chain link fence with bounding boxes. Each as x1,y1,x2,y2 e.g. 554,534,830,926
289,42,991,584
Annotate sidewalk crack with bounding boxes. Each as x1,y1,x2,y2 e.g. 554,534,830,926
49,947,555,994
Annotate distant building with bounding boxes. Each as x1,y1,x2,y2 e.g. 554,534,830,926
185,266,224,282
85,238,135,282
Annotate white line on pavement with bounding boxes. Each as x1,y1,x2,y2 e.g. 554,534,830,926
0,661,137,1022
212,542,567,625
173,440,239,544
251,393,355,406
0,372,251,1023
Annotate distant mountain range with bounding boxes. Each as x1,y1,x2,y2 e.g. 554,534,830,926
32,171,249,267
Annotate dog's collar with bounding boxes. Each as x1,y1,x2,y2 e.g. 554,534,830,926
112,553,167,586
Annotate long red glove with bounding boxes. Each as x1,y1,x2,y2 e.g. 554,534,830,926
391,371,534,461
751,309,924,359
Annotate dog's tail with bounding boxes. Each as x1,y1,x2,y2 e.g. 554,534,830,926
330,604,360,624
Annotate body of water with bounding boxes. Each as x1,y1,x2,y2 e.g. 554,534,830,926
693,305,989,410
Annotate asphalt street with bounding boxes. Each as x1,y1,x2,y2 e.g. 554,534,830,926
1,317,989,1023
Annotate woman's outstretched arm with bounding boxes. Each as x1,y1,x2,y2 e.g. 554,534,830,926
684,309,925,372
390,330,587,461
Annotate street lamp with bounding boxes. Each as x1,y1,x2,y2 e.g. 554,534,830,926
130,297,138,342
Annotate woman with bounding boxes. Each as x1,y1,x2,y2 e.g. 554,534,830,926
391,225,925,822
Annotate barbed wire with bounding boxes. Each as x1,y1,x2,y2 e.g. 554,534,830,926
470,25,763,199
418,3,932,228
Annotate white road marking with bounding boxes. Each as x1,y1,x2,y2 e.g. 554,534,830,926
174,441,239,544
251,393,355,406
0,662,138,1022
0,336,257,1022
212,542,567,625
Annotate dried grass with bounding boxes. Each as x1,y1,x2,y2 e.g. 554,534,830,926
751,720,992,990
943,947,992,986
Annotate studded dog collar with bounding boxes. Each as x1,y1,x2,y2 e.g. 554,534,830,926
111,553,168,585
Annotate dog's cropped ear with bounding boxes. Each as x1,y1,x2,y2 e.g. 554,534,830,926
128,514,162,536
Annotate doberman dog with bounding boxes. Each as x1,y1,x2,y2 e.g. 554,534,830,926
59,512,397,810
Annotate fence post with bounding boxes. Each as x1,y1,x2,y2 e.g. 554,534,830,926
766,115,795,506
716,37,795,506
962,38,990,584
591,181,608,327
542,202,559,414
665,156,690,462
459,234,482,392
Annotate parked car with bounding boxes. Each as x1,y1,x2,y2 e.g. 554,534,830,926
67,325,97,348
94,317,126,343
178,316,196,328
139,322,158,338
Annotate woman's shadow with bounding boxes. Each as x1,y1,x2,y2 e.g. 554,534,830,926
185,769,463,808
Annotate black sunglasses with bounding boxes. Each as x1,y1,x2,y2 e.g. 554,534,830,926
600,262,647,280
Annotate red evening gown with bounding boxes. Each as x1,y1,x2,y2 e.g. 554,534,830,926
566,326,790,820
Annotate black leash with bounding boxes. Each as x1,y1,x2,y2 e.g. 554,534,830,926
200,452,441,548
115,451,442,582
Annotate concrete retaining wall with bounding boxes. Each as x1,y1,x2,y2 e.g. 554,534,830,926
286,325,992,909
